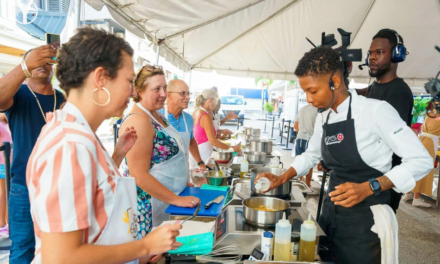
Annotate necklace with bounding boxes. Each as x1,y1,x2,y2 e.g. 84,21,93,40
26,84,56,123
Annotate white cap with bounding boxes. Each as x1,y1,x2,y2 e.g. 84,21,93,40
277,212,290,227
303,213,316,229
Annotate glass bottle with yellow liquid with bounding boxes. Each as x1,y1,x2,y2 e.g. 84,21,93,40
240,158,248,178
298,214,317,261
274,213,291,261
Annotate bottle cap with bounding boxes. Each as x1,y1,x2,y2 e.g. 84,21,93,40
277,212,291,227
303,213,316,229
263,231,274,238
291,233,300,242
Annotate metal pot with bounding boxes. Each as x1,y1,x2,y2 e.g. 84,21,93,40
243,197,290,227
244,127,254,135
204,170,232,186
213,151,233,163
251,128,261,137
243,151,267,164
250,167,291,196
250,139,273,154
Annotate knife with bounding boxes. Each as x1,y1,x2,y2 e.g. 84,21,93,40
204,195,224,209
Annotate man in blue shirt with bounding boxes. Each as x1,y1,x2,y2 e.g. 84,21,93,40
0,45,64,263
159,79,207,171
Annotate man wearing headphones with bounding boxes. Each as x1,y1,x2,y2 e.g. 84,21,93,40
357,29,414,213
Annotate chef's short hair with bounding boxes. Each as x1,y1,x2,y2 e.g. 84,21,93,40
294,46,342,77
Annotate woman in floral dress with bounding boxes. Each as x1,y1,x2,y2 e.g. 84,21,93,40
120,65,200,238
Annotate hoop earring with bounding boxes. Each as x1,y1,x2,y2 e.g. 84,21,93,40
93,88,111,106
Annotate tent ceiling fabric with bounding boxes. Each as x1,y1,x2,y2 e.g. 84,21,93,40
85,0,440,85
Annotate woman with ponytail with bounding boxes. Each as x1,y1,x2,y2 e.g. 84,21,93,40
190,89,241,168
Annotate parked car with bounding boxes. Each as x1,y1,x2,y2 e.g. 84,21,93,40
219,95,246,125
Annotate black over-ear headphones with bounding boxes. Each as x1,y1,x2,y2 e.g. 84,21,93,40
362,29,408,69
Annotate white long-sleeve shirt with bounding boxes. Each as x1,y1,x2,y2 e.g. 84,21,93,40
291,90,432,193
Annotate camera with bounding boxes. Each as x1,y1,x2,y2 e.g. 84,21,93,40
307,28,363,86
424,46,440,118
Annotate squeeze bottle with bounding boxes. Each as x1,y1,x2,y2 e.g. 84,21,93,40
298,213,317,261
274,212,291,261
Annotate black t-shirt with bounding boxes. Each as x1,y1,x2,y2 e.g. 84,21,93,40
367,78,413,167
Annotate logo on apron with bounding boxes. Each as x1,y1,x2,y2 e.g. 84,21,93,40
325,133,344,145
122,208,139,239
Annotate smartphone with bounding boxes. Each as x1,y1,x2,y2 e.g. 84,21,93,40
45,33,60,60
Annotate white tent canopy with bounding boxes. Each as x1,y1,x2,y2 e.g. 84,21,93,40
85,0,440,87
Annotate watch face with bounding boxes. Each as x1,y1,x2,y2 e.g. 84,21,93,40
371,180,381,192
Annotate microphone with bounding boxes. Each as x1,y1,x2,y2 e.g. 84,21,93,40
358,63,368,70
317,90,335,113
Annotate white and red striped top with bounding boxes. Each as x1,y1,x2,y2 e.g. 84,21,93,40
27,103,122,263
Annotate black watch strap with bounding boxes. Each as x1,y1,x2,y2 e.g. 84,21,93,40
197,161,205,166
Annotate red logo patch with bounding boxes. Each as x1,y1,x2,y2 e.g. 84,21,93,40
337,133,344,141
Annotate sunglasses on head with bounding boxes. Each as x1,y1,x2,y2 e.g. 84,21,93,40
135,65,163,86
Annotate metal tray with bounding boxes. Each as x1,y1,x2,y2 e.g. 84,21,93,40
231,178,252,200
244,261,329,264
291,180,313,194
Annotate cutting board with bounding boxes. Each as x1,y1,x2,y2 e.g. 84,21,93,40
165,187,227,217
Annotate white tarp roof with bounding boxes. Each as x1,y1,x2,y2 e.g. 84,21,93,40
85,0,440,87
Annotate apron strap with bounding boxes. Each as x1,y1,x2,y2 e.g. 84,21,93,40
325,93,353,124
182,113,189,133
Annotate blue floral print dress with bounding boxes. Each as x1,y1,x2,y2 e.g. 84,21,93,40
120,112,179,238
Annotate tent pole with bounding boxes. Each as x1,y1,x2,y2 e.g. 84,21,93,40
156,45,161,65
189,69,193,91
75,0,82,27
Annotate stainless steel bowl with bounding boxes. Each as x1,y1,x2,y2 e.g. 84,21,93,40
243,151,267,164
250,167,291,196
243,197,290,227
213,151,233,163
204,171,232,186
250,139,273,154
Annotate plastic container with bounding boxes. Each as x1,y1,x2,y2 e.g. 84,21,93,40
261,231,274,260
254,177,270,193
267,156,280,168
290,233,300,261
240,159,249,178
274,212,291,261
298,214,317,262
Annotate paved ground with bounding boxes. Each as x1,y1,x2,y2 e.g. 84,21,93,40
0,115,438,263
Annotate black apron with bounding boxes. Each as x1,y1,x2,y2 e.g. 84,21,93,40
318,94,390,264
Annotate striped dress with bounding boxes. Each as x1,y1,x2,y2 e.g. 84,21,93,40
26,108,123,264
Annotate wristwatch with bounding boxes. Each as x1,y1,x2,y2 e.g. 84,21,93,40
197,161,205,166
368,178,381,196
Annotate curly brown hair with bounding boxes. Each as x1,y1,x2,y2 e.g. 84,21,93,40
56,27,134,96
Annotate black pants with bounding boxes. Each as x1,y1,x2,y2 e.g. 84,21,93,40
389,189,403,213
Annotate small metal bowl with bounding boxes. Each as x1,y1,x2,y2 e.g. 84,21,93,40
204,171,232,186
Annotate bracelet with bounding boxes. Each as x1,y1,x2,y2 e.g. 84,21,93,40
21,61,32,78
197,161,205,166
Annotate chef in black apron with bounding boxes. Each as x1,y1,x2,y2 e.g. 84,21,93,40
256,47,432,264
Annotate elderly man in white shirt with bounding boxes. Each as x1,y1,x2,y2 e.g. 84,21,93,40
256,47,432,264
